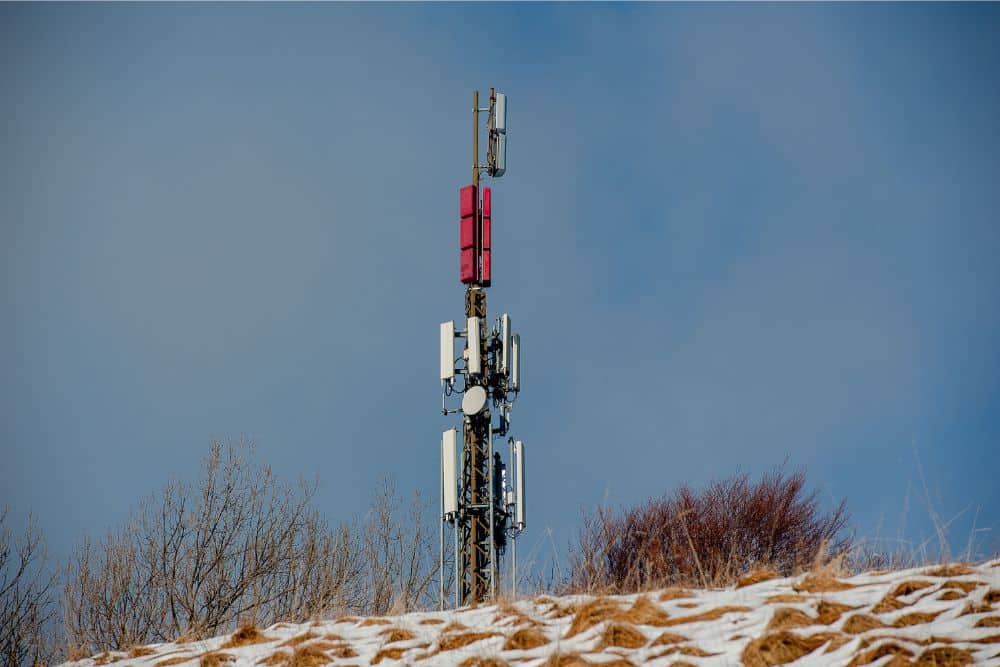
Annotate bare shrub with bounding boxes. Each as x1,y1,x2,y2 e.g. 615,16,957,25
64,439,365,652
567,467,850,593
1,509,57,667
362,478,438,615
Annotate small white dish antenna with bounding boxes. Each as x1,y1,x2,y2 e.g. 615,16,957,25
462,385,488,415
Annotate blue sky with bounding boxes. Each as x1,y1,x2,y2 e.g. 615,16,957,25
3,3,999,573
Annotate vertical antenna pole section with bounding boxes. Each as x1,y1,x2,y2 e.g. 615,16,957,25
473,90,480,188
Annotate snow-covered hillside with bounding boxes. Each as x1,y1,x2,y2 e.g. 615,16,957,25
67,560,1000,666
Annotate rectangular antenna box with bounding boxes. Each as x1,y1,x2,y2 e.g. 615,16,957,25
460,185,477,218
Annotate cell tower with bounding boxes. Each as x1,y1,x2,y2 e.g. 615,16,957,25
439,88,525,608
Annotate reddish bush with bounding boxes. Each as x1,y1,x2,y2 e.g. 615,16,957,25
567,468,850,593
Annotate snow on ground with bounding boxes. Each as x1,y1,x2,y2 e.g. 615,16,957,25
67,560,1000,666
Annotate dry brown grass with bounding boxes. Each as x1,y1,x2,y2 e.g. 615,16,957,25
975,616,1000,628
659,605,752,627
458,658,510,667
924,564,976,578
278,632,319,648
941,580,980,593
960,601,993,616
737,567,780,588
503,627,549,650
564,597,623,638
419,618,444,625
326,643,358,659
333,616,359,625
657,588,694,602
651,645,718,657
221,625,274,648
156,656,196,667
843,614,889,634
541,653,592,667
441,621,470,633
872,580,935,613
620,596,671,626
973,635,1000,644
939,591,965,601
893,611,943,627
650,631,688,646
742,631,842,666
380,627,417,643
913,646,974,666
370,647,405,665
794,573,856,593
93,652,116,665
846,641,914,667
437,631,501,651
257,651,290,666
817,600,855,624
127,646,156,658
596,622,647,649
358,617,392,627
766,593,809,604
199,652,234,667
986,590,1000,604
766,607,815,631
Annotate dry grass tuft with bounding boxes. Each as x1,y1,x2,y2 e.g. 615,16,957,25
767,607,815,631
766,593,809,604
93,653,116,665
199,652,234,667
257,651,289,666
156,656,196,667
380,627,417,643
657,588,694,602
794,573,856,593
503,627,549,650
817,600,855,624
986,589,1000,604
843,614,889,634
924,564,976,578
441,621,469,633
596,622,647,649
941,580,980,593
438,631,501,651
333,616,359,625
541,653,592,667
278,633,318,648
939,591,965,601
458,658,510,667
973,635,1000,644
620,596,671,626
221,625,273,648
742,631,839,666
872,580,935,614
358,617,392,627
652,645,719,657
650,631,689,646
660,605,752,627
370,647,405,665
288,646,332,667
913,646,973,666
321,633,343,641
737,567,780,588
326,643,358,659
128,647,156,658
975,616,1000,628
419,618,445,625
960,601,993,616
565,597,622,638
893,611,942,627
846,641,914,667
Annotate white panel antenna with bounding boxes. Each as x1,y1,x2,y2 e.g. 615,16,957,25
513,440,525,529
510,333,520,391
495,93,506,134
441,429,458,516
493,133,506,177
466,316,481,375
500,314,512,375
440,321,455,382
